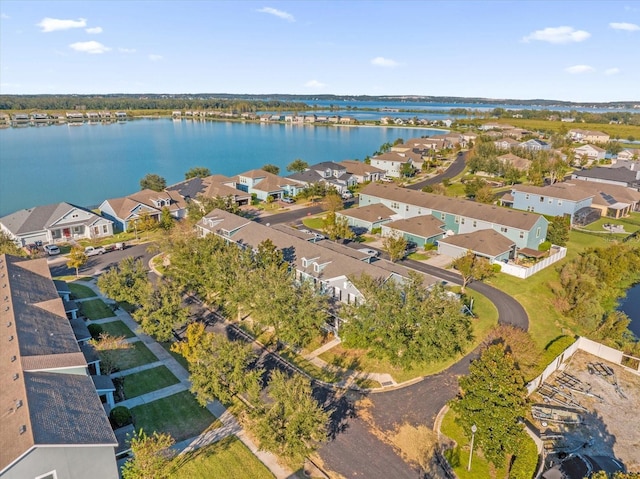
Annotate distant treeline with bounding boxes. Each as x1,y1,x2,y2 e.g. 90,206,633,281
0,95,310,112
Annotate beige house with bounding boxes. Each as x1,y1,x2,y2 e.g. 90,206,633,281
494,138,520,150
568,129,610,144
497,153,531,171
573,144,606,164
338,160,385,183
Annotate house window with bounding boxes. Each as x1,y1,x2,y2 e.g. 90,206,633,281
35,472,57,479
540,196,545,202
441,212,445,220
102,224,108,233
461,218,465,224
391,202,399,209
536,227,541,238
558,200,563,206
472,220,477,228
525,194,530,200
455,216,460,224
501,227,508,233
519,231,524,239
548,199,552,204
406,205,409,212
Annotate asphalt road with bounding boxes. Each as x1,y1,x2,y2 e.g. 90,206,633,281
406,150,468,190
48,243,154,277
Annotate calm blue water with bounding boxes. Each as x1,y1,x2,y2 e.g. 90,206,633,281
0,119,441,216
618,283,640,339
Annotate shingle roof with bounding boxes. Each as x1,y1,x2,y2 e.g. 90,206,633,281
360,183,544,230
572,167,640,185
438,230,515,257
385,216,445,239
166,175,246,201
339,160,385,176
338,204,395,223
0,254,116,473
512,183,594,202
0,202,105,236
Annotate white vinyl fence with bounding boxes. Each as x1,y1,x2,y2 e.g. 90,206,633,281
494,246,567,279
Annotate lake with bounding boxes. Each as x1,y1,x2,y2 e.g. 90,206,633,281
0,119,442,216
619,283,640,339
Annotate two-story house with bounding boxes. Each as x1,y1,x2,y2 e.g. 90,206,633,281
370,151,417,178
99,189,187,231
0,254,118,479
166,174,251,207
338,160,385,183
286,161,357,194
233,169,304,201
344,183,548,251
573,144,606,164
571,166,640,189
568,129,610,144
519,139,551,152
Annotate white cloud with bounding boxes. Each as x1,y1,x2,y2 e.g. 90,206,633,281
148,54,163,61
304,80,326,89
609,22,640,31
69,41,111,54
523,26,591,44
85,26,103,34
565,64,595,74
37,17,87,32
119,47,136,53
605,67,621,75
371,56,399,67
257,7,295,22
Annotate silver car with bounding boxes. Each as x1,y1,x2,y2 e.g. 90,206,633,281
44,244,60,256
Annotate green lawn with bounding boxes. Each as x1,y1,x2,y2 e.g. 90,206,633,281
319,290,498,383
171,435,274,479
98,320,135,338
160,341,190,370
302,216,325,230
79,299,115,320
107,341,158,371
68,282,97,299
131,391,216,441
123,366,180,399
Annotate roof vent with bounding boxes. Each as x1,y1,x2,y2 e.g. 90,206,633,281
19,425,26,434
8,335,13,341
16,400,23,408
7,321,11,327
11,355,17,362
13,373,19,381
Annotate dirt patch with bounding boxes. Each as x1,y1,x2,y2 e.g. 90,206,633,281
531,349,640,472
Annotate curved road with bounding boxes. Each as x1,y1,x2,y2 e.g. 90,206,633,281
406,150,469,190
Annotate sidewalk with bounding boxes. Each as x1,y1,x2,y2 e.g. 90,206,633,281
78,278,292,479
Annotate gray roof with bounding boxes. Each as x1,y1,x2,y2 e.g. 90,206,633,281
25,372,116,446
360,183,545,230
338,203,395,223
69,317,91,342
439,230,515,257
0,202,104,236
385,216,445,239
572,167,640,186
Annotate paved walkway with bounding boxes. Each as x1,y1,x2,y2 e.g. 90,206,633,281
78,279,292,479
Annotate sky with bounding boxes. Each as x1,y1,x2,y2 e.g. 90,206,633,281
1,1,639,102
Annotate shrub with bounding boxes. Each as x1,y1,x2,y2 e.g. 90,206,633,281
538,241,552,252
110,406,133,428
441,178,451,187
424,243,438,251
88,323,103,339
492,263,502,273
371,227,382,235
509,435,539,479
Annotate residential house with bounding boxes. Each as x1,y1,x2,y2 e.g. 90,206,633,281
337,203,396,231
571,166,640,189
494,138,520,150
573,144,606,164
506,181,640,223
519,139,551,152
0,254,118,479
0,202,114,247
461,132,478,143
166,174,251,206
233,169,304,201
505,183,594,225
353,183,548,250
339,160,385,183
437,229,516,262
66,112,84,122
286,161,357,194
497,153,530,171
616,149,640,161
380,216,445,248
195,210,438,317
370,151,417,178
567,129,610,144
99,189,187,231
479,123,515,131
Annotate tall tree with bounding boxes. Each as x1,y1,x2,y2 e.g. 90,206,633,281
0,231,26,257
134,280,188,341
97,257,150,306
158,207,174,230
322,191,343,213
382,234,407,262
184,166,211,179
451,251,495,292
121,430,175,479
546,215,570,246
286,158,309,173
140,173,167,192
251,370,329,462
66,245,88,277
322,211,355,241
262,164,280,175
173,323,262,405
451,345,528,469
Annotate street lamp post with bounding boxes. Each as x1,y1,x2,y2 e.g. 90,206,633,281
467,424,477,471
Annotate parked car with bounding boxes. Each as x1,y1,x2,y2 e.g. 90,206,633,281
84,246,106,256
281,197,295,204
341,191,353,200
405,241,418,253
358,248,379,257
44,244,60,256
312,233,325,240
